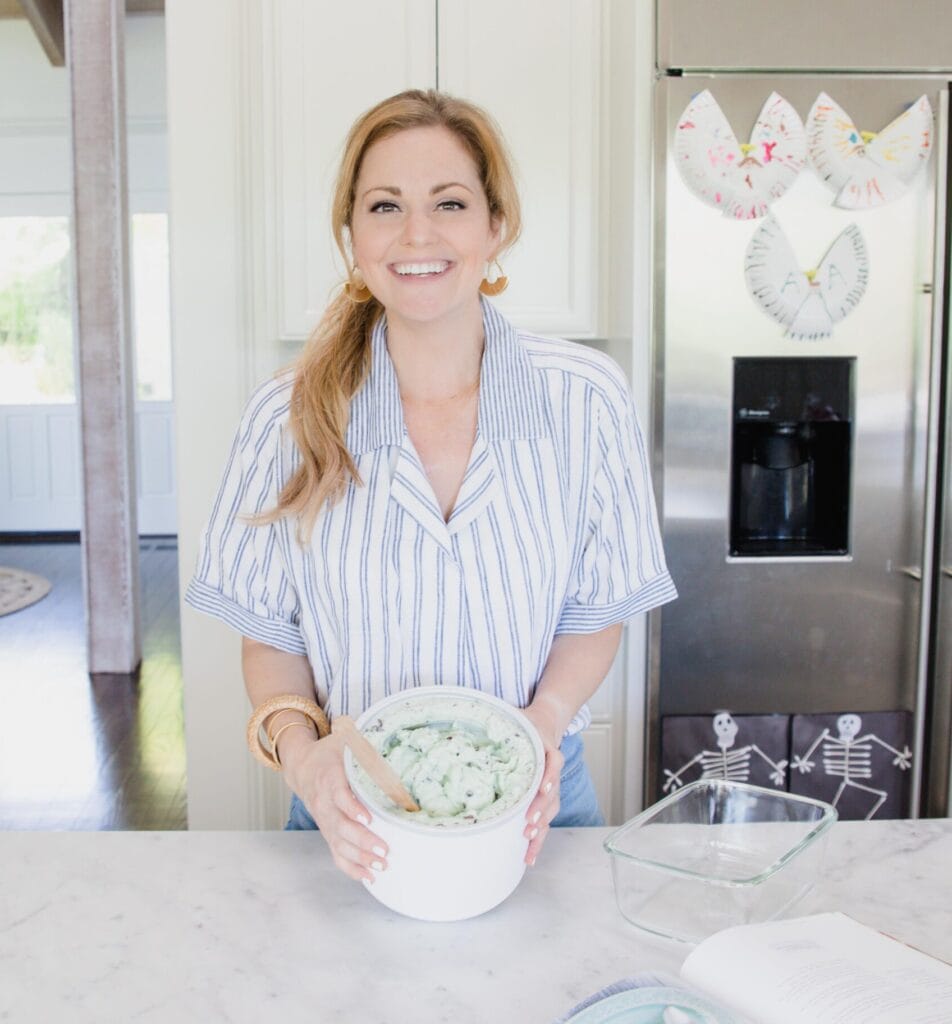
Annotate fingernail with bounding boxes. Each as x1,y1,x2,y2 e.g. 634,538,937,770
357,814,370,826
543,782,553,795
528,856,536,867
371,860,385,872
372,845,387,858
530,827,539,840
531,810,542,825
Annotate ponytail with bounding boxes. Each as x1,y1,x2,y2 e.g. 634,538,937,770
254,290,381,541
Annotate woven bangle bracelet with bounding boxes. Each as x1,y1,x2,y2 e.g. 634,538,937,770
246,694,330,771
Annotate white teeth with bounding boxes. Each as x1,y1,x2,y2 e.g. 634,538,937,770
393,261,449,276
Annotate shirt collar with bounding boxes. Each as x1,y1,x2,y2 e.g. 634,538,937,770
346,298,549,455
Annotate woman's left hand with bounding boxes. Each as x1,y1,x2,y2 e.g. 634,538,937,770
519,704,565,866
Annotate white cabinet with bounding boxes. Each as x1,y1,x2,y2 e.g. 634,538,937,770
581,723,614,821
439,0,601,337
583,630,628,825
261,0,603,351
259,0,436,346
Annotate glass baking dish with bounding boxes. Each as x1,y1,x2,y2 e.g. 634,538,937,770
604,780,837,945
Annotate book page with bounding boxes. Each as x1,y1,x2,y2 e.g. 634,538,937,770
679,912,952,1024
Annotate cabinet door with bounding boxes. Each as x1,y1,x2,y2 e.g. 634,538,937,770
581,723,614,824
438,0,601,337
263,0,436,345
585,636,626,825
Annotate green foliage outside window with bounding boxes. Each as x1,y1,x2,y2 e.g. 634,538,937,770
0,214,172,404
0,218,74,402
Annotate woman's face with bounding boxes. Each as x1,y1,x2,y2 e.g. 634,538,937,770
350,125,501,329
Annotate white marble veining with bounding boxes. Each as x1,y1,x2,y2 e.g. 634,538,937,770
1,821,950,1023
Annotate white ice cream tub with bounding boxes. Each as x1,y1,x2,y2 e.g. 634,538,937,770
344,686,545,922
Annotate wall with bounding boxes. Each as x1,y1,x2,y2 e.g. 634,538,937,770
0,17,168,210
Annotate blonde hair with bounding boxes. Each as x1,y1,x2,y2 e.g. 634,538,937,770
263,89,521,539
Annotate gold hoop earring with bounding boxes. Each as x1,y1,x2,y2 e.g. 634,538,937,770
345,269,372,303
479,260,508,297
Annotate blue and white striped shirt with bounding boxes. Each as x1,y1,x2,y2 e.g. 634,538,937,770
186,300,676,733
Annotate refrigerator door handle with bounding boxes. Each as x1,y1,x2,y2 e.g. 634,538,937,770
911,85,951,817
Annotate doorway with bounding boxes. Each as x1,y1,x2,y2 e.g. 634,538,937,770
0,13,185,829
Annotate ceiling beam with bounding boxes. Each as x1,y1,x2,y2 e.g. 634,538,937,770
0,0,163,67
0,0,163,24
17,0,64,66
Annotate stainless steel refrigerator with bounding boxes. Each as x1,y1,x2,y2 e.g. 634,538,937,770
649,2,952,817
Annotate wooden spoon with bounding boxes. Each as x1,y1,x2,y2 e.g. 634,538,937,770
334,715,420,813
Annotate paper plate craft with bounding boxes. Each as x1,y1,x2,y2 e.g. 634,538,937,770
744,216,869,341
675,89,806,220
806,93,933,209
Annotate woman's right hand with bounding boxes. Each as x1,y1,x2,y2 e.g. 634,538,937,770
278,727,389,883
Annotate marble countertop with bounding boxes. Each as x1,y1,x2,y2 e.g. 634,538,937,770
1,820,950,1023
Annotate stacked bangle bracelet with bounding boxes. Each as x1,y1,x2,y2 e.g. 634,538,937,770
246,694,331,771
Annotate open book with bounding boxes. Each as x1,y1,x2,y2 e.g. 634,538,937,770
679,912,952,1024
559,913,952,1024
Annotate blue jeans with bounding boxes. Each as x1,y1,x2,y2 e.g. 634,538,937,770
285,730,604,830
551,731,605,827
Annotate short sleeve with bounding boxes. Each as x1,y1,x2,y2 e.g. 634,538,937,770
184,379,307,655
556,387,677,634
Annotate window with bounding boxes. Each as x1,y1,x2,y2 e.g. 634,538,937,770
0,216,73,403
131,212,172,401
0,212,172,404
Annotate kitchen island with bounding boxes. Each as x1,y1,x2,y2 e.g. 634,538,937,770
1,820,950,1023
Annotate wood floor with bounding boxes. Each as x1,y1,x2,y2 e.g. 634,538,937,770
0,538,187,830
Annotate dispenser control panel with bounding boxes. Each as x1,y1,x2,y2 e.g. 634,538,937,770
729,357,854,557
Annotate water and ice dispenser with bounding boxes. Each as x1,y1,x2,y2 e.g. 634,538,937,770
730,357,853,557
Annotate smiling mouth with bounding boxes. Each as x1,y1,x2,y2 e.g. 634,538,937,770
391,260,452,278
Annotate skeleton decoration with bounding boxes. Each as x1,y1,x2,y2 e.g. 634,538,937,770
790,711,914,820
674,90,806,220
661,712,789,795
744,215,869,341
806,93,933,210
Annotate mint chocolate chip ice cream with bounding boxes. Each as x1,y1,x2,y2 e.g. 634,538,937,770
350,693,538,826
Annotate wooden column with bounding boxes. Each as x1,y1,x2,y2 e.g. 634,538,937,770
65,0,142,674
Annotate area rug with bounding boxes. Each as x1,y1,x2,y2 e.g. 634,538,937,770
0,567,52,617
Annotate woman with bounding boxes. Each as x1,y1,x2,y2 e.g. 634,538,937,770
186,90,676,883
